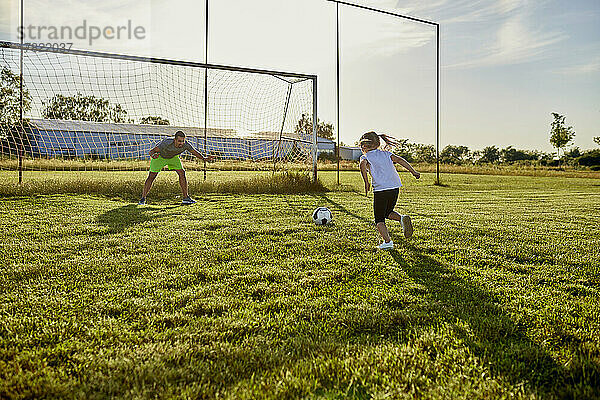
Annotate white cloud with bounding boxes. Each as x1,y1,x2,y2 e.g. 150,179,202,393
334,0,437,59
442,2,567,69
497,0,523,14
554,56,600,75
342,17,435,58
350,0,561,65
493,14,565,61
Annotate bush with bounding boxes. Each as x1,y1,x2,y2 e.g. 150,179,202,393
577,150,600,167
564,147,582,158
540,159,559,167
393,151,414,163
85,151,107,160
440,145,470,165
412,144,436,163
318,152,338,162
501,146,539,163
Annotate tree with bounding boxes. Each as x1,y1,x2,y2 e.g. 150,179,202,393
478,146,500,163
0,67,32,153
549,113,575,160
501,146,538,163
294,114,335,141
594,137,600,146
0,67,31,126
577,150,600,167
140,116,170,125
440,145,470,164
42,92,128,123
390,138,414,162
564,147,581,158
413,144,436,163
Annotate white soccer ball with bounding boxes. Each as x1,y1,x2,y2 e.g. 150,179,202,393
312,207,332,226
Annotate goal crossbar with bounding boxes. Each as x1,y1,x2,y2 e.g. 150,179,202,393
0,41,317,80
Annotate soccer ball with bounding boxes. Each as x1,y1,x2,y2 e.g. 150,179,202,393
312,207,332,225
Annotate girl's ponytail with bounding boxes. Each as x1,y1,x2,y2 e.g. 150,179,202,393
378,134,402,150
360,131,403,151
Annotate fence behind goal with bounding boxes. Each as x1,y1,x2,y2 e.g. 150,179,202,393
0,41,317,179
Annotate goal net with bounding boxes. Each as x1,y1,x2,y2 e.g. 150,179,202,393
337,4,438,168
0,41,317,176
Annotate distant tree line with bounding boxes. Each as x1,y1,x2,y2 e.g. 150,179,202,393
389,143,599,169
1,71,599,168
42,93,170,126
378,113,600,169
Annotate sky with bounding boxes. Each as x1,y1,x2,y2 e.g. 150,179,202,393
1,0,599,152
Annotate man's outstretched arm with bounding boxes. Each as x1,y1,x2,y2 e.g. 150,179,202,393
190,148,211,161
149,146,160,158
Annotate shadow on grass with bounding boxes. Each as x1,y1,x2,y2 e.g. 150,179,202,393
312,192,587,398
310,191,446,226
388,244,573,398
96,204,180,233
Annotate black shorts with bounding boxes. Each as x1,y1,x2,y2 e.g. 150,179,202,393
373,188,399,223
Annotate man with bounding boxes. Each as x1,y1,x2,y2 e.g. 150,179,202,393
138,130,210,205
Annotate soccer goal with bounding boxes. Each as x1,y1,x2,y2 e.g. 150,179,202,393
0,41,318,180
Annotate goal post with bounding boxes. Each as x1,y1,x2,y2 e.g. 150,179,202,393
0,41,318,181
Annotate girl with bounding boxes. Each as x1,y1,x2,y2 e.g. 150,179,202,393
359,131,420,249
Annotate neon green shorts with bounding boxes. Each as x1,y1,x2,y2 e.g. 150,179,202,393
149,156,183,172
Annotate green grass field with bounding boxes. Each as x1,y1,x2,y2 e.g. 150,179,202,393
1,171,599,399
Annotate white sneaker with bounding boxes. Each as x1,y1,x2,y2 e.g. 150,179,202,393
376,241,394,250
401,215,413,238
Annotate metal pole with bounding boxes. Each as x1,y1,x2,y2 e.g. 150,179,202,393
336,1,340,186
203,73,208,181
18,0,24,185
436,24,440,185
312,77,318,182
203,0,208,181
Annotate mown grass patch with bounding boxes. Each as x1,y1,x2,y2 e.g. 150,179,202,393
1,172,599,398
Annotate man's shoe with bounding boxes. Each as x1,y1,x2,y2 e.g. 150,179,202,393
138,197,146,205
182,197,196,205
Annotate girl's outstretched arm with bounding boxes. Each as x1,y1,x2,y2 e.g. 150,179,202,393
359,158,370,195
390,154,420,179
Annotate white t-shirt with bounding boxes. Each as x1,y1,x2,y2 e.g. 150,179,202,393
360,149,402,192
